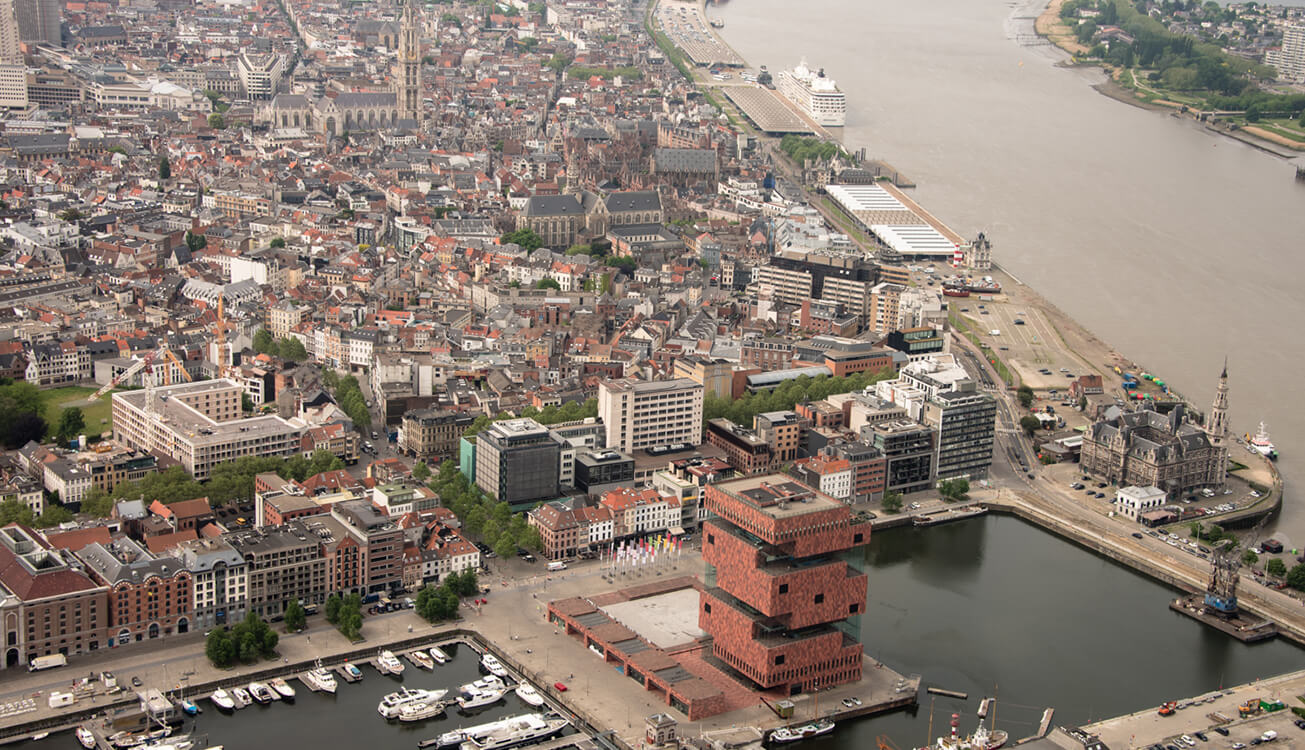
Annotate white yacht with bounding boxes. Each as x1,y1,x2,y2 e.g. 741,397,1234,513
208,688,235,711
247,682,277,703
76,727,97,749
460,675,505,693
430,646,451,664
457,684,508,710
480,653,508,678
302,667,337,694
230,687,251,708
460,713,568,750
377,650,405,675
398,699,448,722
514,684,544,707
378,687,448,719
775,58,847,126
409,650,435,670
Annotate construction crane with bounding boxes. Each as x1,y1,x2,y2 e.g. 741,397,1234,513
90,346,193,401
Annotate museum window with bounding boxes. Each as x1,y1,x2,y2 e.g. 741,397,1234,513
778,584,788,594
814,593,824,604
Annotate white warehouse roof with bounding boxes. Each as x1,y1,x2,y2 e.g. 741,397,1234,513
825,184,907,213
870,224,958,257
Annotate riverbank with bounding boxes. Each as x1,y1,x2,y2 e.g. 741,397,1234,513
1031,0,1305,157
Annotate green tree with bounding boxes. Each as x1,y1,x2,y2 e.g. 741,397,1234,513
1017,384,1035,409
413,461,431,481
0,381,46,449
81,487,116,518
241,393,254,413
34,505,73,528
205,629,237,668
57,208,82,222
519,525,542,552
284,599,306,631
493,533,517,561
1020,415,1042,436
938,478,970,502
0,499,34,526
185,231,207,253
1267,558,1287,578
208,113,225,129
536,278,561,290
158,158,171,180
270,237,286,248
500,228,543,250
1078,395,1088,411
253,328,276,354
325,594,342,625
882,492,903,514
55,407,85,446
278,337,307,362
1242,549,1259,566
1288,563,1305,591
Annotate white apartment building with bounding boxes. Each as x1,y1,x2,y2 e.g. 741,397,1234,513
1267,23,1305,83
0,64,27,108
598,378,704,453
172,537,248,629
112,379,302,480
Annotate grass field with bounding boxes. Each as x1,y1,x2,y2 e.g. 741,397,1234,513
42,386,114,443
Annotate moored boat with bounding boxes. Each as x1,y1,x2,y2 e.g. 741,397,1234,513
377,650,405,675
480,653,508,678
270,678,296,700
1249,422,1279,460
457,685,507,710
247,682,276,703
344,662,363,679
76,726,97,749
913,714,1007,750
409,650,435,670
430,646,450,664
231,687,251,708
769,719,835,744
303,667,337,694
398,699,448,722
209,688,235,711
378,687,448,719
514,684,544,706
459,712,568,750
179,697,200,715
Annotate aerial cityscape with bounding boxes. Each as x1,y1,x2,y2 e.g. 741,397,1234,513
0,0,1302,748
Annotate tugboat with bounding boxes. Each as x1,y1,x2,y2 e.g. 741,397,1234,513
1249,422,1279,460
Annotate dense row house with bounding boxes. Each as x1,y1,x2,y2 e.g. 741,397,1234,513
0,468,481,670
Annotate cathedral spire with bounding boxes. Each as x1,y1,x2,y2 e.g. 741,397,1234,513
395,0,423,124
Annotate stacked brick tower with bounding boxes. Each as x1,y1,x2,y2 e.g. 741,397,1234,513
698,474,872,695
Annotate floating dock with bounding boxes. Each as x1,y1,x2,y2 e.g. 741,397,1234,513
1170,596,1278,643
927,687,968,699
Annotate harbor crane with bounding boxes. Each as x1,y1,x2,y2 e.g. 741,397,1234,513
1204,512,1271,616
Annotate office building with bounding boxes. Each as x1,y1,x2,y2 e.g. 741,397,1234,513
0,0,20,62
237,52,284,99
921,387,996,480
15,0,58,47
112,379,303,480
599,378,704,453
864,420,935,493
753,411,802,463
672,355,734,400
698,475,872,694
77,537,194,645
171,537,247,630
757,251,879,330
473,418,560,508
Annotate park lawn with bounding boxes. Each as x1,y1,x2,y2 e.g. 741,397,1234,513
42,386,114,444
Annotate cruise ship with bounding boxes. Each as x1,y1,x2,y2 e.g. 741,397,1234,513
775,59,846,127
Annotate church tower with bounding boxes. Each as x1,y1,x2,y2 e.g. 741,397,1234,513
396,0,422,124
1208,360,1229,447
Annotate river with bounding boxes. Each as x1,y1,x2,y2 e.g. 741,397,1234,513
713,0,1305,545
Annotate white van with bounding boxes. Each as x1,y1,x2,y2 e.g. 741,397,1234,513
47,691,74,708
547,561,567,572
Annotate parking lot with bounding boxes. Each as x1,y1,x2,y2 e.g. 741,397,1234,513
954,296,1090,390
654,0,743,67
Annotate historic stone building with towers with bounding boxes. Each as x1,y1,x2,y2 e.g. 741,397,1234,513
1079,366,1230,498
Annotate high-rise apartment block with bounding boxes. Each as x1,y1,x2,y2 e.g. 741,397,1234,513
699,475,872,695
598,378,704,453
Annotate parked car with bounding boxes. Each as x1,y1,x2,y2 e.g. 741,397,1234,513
553,682,568,692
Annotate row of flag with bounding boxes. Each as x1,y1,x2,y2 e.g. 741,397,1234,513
599,534,685,568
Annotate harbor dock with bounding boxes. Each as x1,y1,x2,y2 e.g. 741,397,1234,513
1169,596,1278,643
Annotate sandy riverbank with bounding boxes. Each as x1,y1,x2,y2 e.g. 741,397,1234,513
1035,0,1091,56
